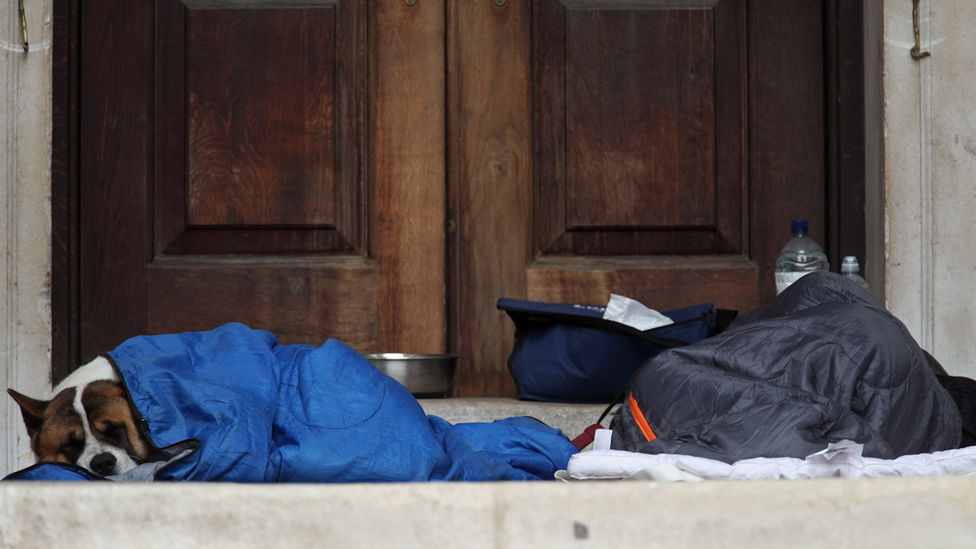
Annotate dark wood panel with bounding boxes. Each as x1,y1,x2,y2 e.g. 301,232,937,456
50,0,80,384
749,0,826,304
79,0,153,364
155,0,365,256
528,257,758,314
186,8,336,228
565,9,715,229
147,257,378,349
70,0,369,371
825,0,869,276
369,0,448,357
712,0,748,249
534,0,746,256
450,0,532,397
547,229,741,256
531,0,567,256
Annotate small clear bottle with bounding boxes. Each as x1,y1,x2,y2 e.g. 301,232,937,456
841,256,870,291
774,220,830,295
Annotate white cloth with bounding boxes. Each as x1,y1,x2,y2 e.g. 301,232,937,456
558,440,976,482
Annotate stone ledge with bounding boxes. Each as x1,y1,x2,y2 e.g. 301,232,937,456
2,475,975,548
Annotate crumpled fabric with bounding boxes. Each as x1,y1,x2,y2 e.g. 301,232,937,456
563,442,976,482
612,271,962,463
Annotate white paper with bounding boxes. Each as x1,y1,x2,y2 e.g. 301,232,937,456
807,439,863,462
602,294,674,330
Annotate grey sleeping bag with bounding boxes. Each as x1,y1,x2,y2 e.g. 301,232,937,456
611,271,962,463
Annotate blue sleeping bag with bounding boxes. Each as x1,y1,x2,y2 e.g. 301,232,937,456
5,323,576,482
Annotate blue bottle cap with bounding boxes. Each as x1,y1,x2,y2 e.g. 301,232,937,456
791,220,808,233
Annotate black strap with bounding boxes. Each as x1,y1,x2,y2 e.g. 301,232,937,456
598,385,627,425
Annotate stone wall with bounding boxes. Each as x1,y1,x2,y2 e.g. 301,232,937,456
1,0,54,476
884,0,976,378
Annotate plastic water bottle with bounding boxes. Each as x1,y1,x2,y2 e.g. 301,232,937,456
774,220,829,295
841,256,870,291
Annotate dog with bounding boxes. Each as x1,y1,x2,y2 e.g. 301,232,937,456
7,356,161,476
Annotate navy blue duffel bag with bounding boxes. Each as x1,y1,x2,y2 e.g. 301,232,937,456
497,298,734,403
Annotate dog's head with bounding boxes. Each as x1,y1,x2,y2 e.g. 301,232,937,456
7,358,158,477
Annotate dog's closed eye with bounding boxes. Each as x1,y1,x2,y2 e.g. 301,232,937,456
98,422,128,443
61,438,84,463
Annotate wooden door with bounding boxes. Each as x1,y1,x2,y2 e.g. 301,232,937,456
72,0,447,365
449,0,828,396
55,0,863,397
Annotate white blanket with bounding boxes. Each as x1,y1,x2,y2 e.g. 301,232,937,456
557,431,976,482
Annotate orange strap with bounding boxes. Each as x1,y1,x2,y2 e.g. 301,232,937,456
628,391,657,442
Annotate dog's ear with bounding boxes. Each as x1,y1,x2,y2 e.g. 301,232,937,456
7,389,49,438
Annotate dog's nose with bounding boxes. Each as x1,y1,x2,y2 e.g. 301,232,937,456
89,452,117,476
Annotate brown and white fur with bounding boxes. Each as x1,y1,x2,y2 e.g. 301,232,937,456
7,357,159,476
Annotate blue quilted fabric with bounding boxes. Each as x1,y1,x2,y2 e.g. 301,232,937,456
5,323,575,482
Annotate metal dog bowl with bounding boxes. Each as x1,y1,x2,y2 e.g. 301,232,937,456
365,353,458,398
